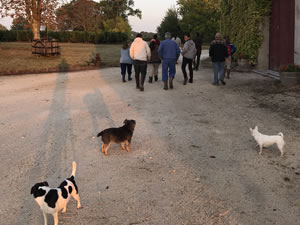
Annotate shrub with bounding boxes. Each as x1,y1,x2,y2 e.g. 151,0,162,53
0,30,129,43
280,64,300,72
220,0,272,64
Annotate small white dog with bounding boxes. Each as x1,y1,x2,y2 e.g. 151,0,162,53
31,161,81,225
249,126,285,156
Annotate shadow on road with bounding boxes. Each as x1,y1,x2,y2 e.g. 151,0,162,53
16,66,75,224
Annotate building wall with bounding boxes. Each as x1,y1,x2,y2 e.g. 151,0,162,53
295,0,300,64
269,0,295,70
257,17,270,70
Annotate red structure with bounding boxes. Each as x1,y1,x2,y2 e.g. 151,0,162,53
269,0,295,70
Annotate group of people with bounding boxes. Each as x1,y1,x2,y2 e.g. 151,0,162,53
120,31,235,91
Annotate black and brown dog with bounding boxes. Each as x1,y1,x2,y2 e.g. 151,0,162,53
97,119,136,155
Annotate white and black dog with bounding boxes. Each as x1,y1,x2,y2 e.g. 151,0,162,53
31,161,81,225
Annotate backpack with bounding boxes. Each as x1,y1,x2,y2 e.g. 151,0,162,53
230,44,236,55
149,41,156,51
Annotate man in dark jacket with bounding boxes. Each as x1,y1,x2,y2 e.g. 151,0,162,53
209,33,228,85
193,32,202,71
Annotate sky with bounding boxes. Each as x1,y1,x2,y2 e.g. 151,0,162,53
128,0,177,32
0,0,177,32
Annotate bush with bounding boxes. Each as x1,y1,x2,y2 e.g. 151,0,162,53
280,64,300,72
0,30,129,43
220,0,272,64
16,30,33,41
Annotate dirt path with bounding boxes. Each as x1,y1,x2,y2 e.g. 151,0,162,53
0,65,299,225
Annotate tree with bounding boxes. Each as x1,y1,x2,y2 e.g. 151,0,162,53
156,6,182,39
56,0,141,34
99,0,141,33
11,16,30,30
99,0,141,20
103,17,131,34
0,0,58,39
56,0,102,32
177,0,221,42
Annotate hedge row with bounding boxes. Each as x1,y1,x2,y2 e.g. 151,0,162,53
0,30,128,43
220,0,271,63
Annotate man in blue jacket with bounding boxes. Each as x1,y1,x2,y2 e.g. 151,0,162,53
158,32,181,90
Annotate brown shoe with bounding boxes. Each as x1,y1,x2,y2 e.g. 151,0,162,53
163,81,168,90
169,77,174,89
183,78,188,85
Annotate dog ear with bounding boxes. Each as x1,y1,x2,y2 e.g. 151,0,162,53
255,126,258,130
123,119,128,124
31,183,39,195
31,182,47,197
249,127,253,132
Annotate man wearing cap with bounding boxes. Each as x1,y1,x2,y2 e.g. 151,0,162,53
158,32,181,90
209,32,228,85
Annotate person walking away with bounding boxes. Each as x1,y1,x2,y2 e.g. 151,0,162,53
130,33,151,91
181,33,197,85
224,36,236,79
172,35,182,64
173,36,182,48
120,41,133,82
193,32,203,71
148,37,161,83
153,34,160,46
209,33,228,85
158,32,181,90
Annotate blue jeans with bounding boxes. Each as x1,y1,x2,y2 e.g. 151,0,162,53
162,59,176,82
120,63,132,80
212,61,225,83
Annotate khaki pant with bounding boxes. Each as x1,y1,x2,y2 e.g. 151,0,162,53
148,63,160,77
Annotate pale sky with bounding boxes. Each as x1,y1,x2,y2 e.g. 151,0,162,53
128,0,177,32
0,0,177,32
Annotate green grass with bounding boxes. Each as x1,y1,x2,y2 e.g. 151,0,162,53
0,42,210,75
0,42,121,75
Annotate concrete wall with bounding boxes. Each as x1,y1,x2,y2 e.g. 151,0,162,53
257,17,270,70
295,0,300,64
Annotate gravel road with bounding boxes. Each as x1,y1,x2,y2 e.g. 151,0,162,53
0,63,299,225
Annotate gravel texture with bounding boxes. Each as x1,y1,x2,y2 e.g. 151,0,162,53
0,62,299,225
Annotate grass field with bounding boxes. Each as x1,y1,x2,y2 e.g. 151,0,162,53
0,42,210,75
0,42,121,75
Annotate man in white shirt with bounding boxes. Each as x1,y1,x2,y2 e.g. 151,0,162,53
130,33,151,91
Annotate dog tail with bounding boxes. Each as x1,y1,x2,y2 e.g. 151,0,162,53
71,161,77,177
278,132,284,138
97,131,103,137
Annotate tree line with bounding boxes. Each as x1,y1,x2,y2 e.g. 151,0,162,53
0,0,141,40
157,0,271,64
157,0,221,43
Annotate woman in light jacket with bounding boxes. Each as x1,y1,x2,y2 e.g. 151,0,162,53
120,41,133,82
